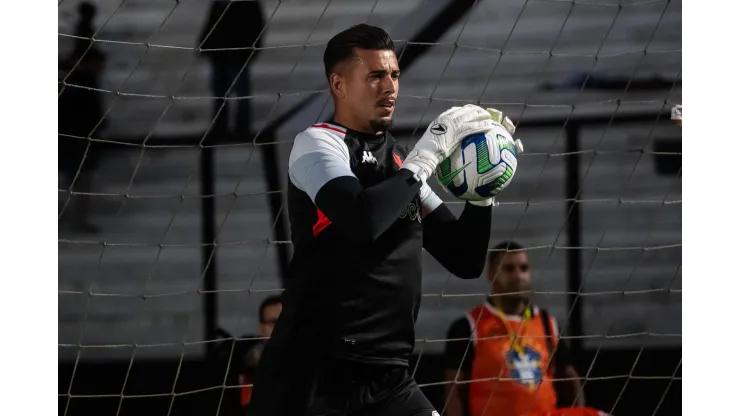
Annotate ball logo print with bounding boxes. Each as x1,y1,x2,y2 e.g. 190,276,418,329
437,162,471,187
430,123,447,135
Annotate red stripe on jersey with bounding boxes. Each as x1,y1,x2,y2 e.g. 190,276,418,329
238,374,252,407
392,153,403,167
312,208,332,237
311,123,346,135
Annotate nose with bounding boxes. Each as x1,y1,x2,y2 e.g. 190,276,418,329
380,74,397,95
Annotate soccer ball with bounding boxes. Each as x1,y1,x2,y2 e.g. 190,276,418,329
435,123,519,201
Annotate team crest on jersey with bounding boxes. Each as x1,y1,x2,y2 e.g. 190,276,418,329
505,345,544,389
399,199,422,223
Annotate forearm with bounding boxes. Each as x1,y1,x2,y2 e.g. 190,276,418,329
560,380,585,407
315,170,422,245
556,367,585,407
424,202,492,279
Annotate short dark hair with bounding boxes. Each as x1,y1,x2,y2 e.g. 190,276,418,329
487,240,526,268
258,295,282,323
78,1,96,19
323,24,395,79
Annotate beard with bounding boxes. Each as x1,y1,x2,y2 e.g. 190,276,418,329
369,117,393,133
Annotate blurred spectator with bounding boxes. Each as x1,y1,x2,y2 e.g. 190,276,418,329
443,241,592,416
217,295,282,415
58,1,107,234
198,0,265,139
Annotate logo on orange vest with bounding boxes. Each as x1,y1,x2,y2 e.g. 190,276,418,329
505,345,544,389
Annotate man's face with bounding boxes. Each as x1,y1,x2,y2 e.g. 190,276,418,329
489,252,532,302
332,48,399,133
259,302,282,338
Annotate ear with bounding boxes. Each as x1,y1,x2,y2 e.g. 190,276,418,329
329,73,345,98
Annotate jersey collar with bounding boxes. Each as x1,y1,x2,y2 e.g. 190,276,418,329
330,120,387,143
485,298,538,321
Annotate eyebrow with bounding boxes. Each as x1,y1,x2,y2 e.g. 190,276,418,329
368,69,401,76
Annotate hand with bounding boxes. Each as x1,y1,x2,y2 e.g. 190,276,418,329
402,104,494,182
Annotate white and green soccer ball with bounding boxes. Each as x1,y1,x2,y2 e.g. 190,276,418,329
435,122,521,202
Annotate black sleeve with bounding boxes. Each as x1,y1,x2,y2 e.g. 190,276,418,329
315,170,423,245
444,317,475,373
554,337,574,374
422,202,492,279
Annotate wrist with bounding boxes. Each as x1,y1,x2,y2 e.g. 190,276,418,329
401,148,439,183
401,163,429,183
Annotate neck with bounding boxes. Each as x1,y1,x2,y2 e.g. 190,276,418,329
333,108,380,135
491,297,527,315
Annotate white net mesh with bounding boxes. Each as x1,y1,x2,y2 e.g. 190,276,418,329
59,0,681,414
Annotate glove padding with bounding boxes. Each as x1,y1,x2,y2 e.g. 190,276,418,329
402,104,494,182
487,107,523,154
486,108,517,135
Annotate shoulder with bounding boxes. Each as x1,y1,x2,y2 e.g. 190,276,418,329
448,307,485,341
467,303,489,321
289,123,350,165
448,316,473,337
288,124,357,196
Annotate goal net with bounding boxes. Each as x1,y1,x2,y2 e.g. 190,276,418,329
58,0,681,415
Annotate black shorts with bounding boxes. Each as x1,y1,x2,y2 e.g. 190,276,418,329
249,346,436,416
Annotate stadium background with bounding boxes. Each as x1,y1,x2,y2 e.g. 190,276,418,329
58,0,681,414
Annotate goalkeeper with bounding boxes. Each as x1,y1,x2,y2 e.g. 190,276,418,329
250,24,518,416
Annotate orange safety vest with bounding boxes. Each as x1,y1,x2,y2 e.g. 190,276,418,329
466,303,559,416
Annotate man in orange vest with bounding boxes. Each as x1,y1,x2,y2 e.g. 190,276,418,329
443,241,598,416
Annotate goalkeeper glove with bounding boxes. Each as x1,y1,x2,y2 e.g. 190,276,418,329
402,104,494,182
486,107,517,135
487,106,524,153
486,107,524,155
